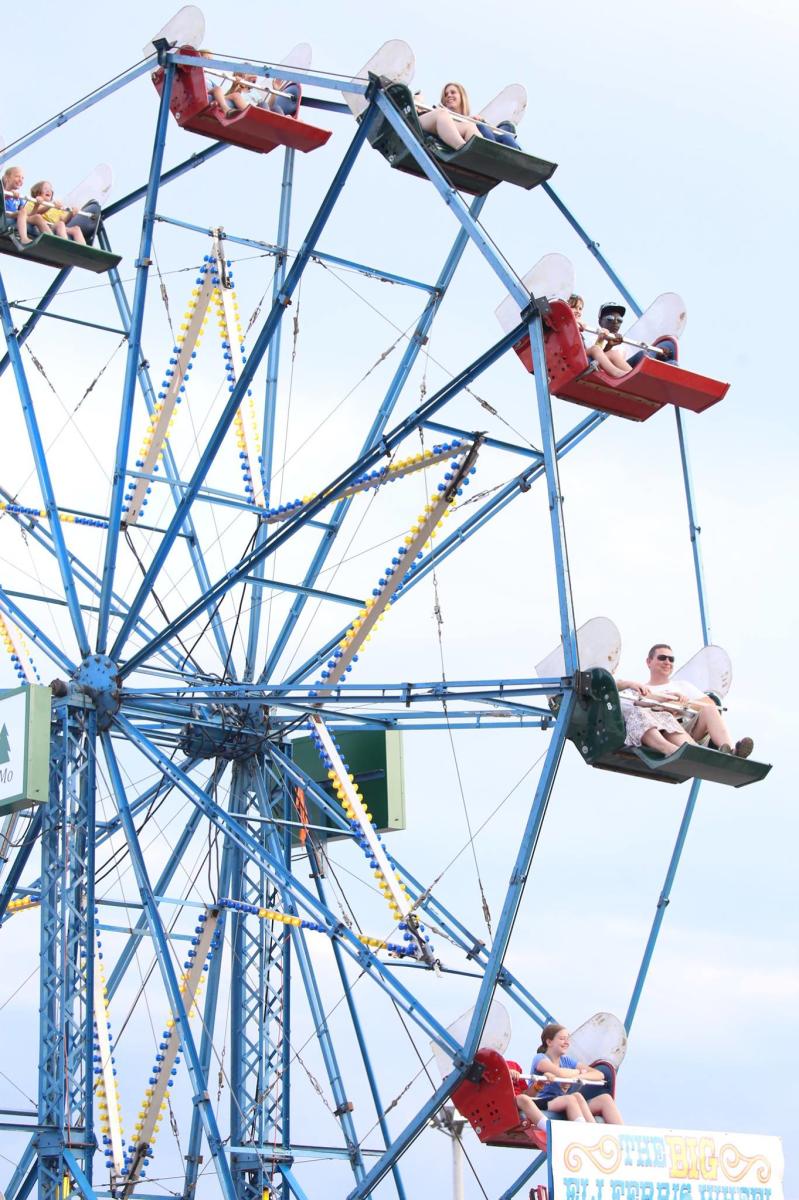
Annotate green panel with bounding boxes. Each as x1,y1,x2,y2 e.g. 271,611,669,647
565,668,627,763
0,228,121,274
366,81,557,197
0,685,52,814
289,729,406,842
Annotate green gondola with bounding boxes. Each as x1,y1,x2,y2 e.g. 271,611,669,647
564,667,771,788
0,216,120,274
365,80,557,197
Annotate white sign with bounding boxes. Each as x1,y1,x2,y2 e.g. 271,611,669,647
549,1123,784,1200
0,686,51,814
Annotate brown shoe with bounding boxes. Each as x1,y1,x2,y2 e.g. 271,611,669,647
734,737,754,759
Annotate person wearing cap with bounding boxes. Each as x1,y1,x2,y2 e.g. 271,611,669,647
594,301,632,375
567,295,631,379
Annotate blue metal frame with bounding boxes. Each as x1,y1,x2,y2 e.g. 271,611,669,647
259,194,488,682
37,701,95,1191
0,57,723,1200
96,61,176,654
245,146,296,683
109,108,379,663
0,272,90,657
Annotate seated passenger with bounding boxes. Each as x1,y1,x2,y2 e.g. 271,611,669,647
256,77,300,116
2,165,49,245
199,52,256,112
616,642,754,759
65,199,101,245
532,1023,623,1124
596,302,633,374
568,295,631,379
439,81,520,148
416,81,480,150
506,1058,548,1145
216,71,258,112
26,181,86,244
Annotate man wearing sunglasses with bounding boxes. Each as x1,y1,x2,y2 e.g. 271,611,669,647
617,643,753,759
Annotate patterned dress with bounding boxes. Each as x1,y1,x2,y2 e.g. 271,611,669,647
620,680,702,748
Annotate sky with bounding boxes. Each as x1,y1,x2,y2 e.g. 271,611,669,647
0,1,797,1198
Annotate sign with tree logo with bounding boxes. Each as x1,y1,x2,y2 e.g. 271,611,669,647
0,686,51,815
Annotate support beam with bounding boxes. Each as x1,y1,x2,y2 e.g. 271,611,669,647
97,62,176,652
261,194,488,683
37,702,96,1194
110,107,378,663
0,273,90,657
101,735,237,1200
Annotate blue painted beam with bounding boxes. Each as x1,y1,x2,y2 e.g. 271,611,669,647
0,60,156,166
625,781,701,1032
101,733,238,1200
0,272,90,657
542,182,642,316
675,409,711,645
346,1072,463,1200
121,319,521,678
282,410,606,689
245,146,295,682
260,193,488,683
110,107,378,665
96,62,176,653
373,92,528,307
99,228,234,672
0,585,76,675
113,714,462,1056
462,695,575,1063
526,308,578,675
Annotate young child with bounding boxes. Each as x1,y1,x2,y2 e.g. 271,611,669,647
567,294,631,379
3,165,51,245
506,1059,548,1149
199,52,256,111
26,181,85,244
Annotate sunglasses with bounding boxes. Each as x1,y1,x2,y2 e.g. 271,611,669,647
655,654,675,663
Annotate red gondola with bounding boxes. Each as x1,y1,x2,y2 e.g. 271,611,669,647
152,47,332,155
451,1049,548,1151
513,298,728,421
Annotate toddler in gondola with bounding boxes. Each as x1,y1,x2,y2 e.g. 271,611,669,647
26,181,86,244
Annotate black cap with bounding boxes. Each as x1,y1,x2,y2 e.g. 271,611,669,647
599,301,626,319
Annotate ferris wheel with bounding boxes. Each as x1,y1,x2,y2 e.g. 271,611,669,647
0,9,772,1200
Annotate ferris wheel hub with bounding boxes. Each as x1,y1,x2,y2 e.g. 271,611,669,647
73,654,122,730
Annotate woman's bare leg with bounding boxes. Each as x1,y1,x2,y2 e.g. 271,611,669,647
606,346,632,373
589,1094,623,1124
547,1094,595,1122
587,346,630,378
419,109,471,150
641,728,692,755
516,1095,544,1123
691,706,733,749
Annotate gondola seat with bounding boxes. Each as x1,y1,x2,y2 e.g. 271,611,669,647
153,47,332,154
0,208,120,273
512,298,729,421
364,80,557,197
451,1049,548,1151
565,668,771,787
